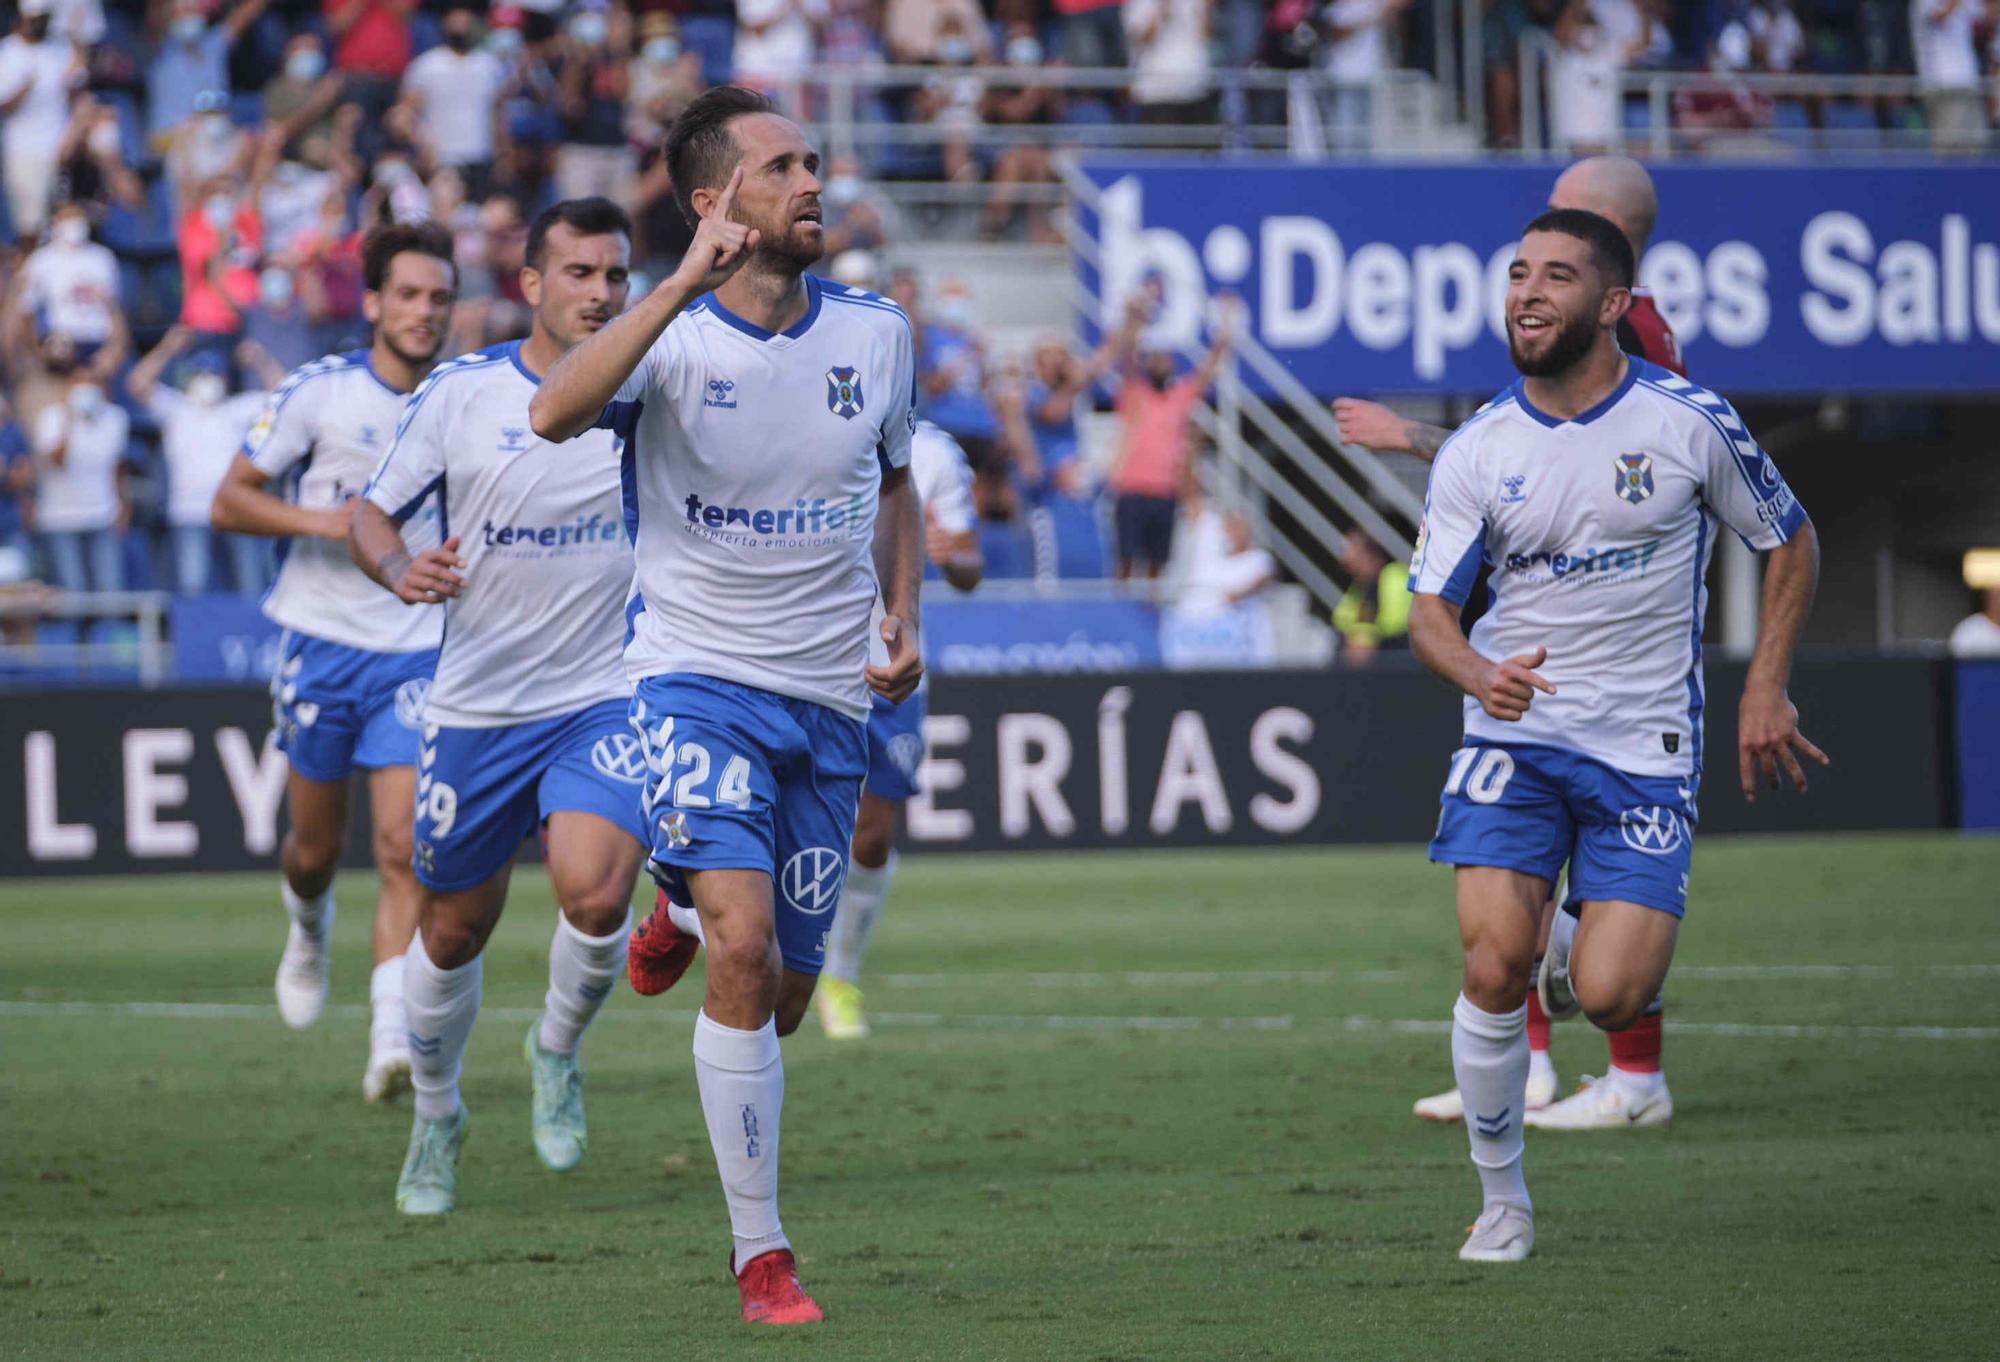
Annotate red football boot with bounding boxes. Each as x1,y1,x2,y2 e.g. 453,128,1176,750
734,1249,823,1325
627,888,699,997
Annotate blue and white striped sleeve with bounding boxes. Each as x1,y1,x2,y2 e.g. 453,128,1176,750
1696,399,1807,551
241,363,333,477
1409,438,1489,607
364,368,453,525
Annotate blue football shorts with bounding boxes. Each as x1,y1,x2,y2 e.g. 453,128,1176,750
863,689,927,803
630,673,867,975
271,630,438,783
1428,740,1696,918
412,697,649,892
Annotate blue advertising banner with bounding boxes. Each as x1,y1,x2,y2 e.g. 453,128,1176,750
927,598,1164,674
170,593,284,684
1076,160,2000,396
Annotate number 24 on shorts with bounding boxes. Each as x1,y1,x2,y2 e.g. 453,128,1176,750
658,740,754,811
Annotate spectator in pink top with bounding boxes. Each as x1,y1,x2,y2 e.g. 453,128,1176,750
1107,304,1232,580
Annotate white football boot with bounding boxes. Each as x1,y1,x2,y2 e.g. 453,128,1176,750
1525,1072,1674,1130
1459,1204,1534,1262
275,912,333,1029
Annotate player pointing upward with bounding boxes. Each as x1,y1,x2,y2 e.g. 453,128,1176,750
1409,208,1825,1262
530,86,923,1325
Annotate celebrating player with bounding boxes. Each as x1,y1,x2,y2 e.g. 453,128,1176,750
1337,157,1692,1127
529,87,923,1325
349,198,650,1215
816,419,983,1040
210,223,456,1102
1409,208,1825,1262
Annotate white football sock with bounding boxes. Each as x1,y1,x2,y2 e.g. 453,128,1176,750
665,899,705,944
370,952,408,1052
404,935,483,1122
1452,993,1532,1213
693,1010,788,1268
538,909,630,1057
822,852,895,986
283,881,333,935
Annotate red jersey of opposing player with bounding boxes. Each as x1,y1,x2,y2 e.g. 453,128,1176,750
1618,288,1685,376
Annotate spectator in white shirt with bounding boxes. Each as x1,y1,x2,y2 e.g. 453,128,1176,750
1320,0,1414,150
1163,502,1280,668
734,0,827,111
0,0,84,242
1912,0,1987,152
1549,0,1652,154
6,200,131,384
1126,0,1217,131
127,326,277,594
399,4,511,199
31,360,130,593
1950,588,2000,658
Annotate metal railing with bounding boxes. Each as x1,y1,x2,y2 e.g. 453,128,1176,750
0,590,173,686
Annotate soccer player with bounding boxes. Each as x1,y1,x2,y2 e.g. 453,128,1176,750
1409,207,1825,1262
816,419,983,1040
1336,156,1690,1127
348,198,651,1215
528,87,923,1325
210,222,456,1102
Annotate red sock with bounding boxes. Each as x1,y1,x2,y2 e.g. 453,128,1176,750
1607,1011,1664,1073
1525,992,1551,1052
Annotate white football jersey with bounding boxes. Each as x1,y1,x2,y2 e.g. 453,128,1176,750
1411,358,1808,781
612,275,917,720
868,420,975,670
364,342,632,728
244,351,442,653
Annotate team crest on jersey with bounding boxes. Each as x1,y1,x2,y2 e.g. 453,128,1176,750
497,426,530,454
704,378,737,410
1614,453,1655,505
826,367,864,420
660,811,692,850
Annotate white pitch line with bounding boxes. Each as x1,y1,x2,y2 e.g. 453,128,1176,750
876,964,2000,988
3,999,1995,1041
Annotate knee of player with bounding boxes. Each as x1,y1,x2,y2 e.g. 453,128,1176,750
558,884,636,938
372,820,414,872
1582,987,1649,1033
285,825,344,877
422,916,490,968
1461,947,1533,1012
849,823,893,870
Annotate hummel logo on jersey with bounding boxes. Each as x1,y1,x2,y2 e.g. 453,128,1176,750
826,366,863,419
1615,452,1655,504
498,426,530,454
704,377,737,409
358,425,380,448
1501,474,1528,504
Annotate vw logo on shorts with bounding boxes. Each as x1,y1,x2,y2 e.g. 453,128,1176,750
887,732,924,779
591,733,649,784
394,678,432,729
781,846,846,916
1618,806,1685,856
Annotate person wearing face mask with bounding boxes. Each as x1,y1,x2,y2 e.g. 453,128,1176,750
814,152,898,258
8,202,130,382
0,0,85,242
916,279,1012,517
262,35,344,159
398,3,509,200
30,355,132,593
178,175,265,343
324,0,418,161
733,0,828,103
1106,295,1235,580
128,325,279,593
551,1,636,205
883,0,991,63
242,261,322,373
53,97,146,224
978,22,1066,241
167,88,251,212
145,0,270,149
626,11,703,147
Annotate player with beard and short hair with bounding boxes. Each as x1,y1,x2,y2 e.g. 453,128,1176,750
1409,207,1825,1262
1336,156,1696,1128
529,85,923,1326
348,197,651,1215
211,221,456,1104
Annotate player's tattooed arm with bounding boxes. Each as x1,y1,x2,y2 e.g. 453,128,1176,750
1331,398,1450,462
1738,519,1829,801
1409,593,1556,722
867,463,925,704
350,499,467,605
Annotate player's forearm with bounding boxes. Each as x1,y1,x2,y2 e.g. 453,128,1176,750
1745,519,1819,694
1409,594,1486,697
348,499,412,594
1405,421,1449,461
211,471,329,538
874,472,923,628
530,280,693,443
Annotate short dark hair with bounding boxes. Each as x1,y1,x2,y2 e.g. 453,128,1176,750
1520,208,1635,290
664,85,776,229
525,197,634,272
362,220,456,294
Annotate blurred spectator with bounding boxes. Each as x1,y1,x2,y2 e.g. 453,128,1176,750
979,21,1065,241
241,263,323,372
1911,0,1987,152
1004,302,1143,502
1549,0,1652,153
7,200,131,384
1950,588,2000,656
48,0,104,47
631,146,697,284
818,153,898,256
552,3,636,205
127,326,277,594
917,279,1006,515
146,0,268,148
0,0,85,243
54,95,145,227
1126,0,1217,131
1163,503,1279,666
178,176,264,342
678,0,739,87
400,3,510,198
1107,304,1232,580
735,0,827,108
30,360,130,593
1056,0,1128,68
326,0,416,153
166,88,251,209
1332,526,1411,662
0,393,32,559
909,19,986,182
1320,0,1413,150
885,0,990,63
627,11,705,147
818,0,882,65
263,33,344,157
259,138,346,261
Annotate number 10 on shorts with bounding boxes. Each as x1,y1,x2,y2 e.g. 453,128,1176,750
1445,747,1517,805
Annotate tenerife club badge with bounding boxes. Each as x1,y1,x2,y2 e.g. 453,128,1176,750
826,366,864,420
1615,452,1655,505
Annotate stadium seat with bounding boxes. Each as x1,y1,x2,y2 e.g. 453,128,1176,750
1825,100,1883,150
1029,498,1113,580
976,519,1036,581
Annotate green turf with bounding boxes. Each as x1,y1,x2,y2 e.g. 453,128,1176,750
4,834,1999,1359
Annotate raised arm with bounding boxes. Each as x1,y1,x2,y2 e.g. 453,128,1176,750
1331,398,1451,460
126,324,192,405
531,165,759,442
865,462,924,703
1737,519,1828,801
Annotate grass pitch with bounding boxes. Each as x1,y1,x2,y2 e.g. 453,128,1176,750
4,834,1999,1360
